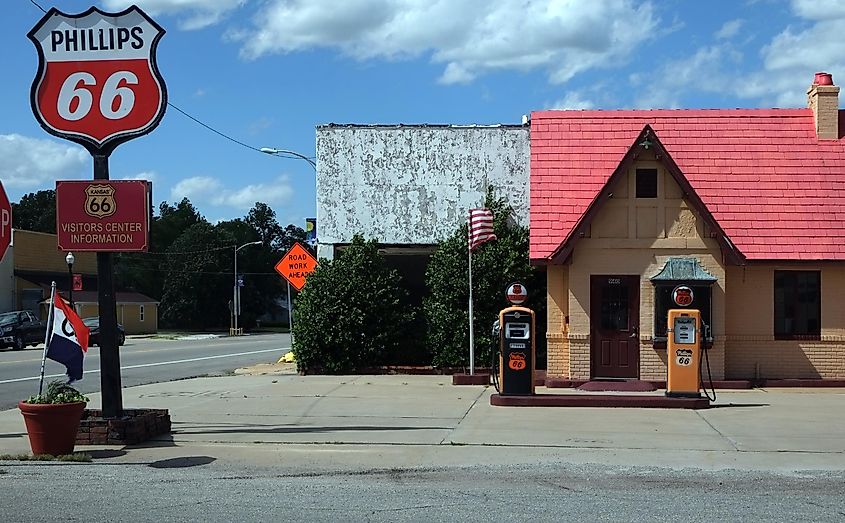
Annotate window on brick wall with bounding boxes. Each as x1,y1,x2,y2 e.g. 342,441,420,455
774,271,820,339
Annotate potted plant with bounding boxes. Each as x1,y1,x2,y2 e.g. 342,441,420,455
18,380,89,456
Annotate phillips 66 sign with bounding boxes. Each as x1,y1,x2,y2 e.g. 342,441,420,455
28,6,166,156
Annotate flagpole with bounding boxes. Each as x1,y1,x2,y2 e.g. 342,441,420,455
38,282,57,396
468,236,475,376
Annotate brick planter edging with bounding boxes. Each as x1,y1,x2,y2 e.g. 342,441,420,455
76,408,171,446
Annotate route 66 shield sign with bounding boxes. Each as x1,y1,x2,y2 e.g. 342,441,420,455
28,6,167,156
84,184,117,218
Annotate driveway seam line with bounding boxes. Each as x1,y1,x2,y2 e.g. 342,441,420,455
438,386,488,445
695,411,740,451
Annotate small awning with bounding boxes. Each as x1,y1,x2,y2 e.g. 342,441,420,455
650,257,717,284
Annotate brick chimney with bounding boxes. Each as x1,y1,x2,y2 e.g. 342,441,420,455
807,72,840,140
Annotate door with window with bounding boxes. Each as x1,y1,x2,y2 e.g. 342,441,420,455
590,275,640,379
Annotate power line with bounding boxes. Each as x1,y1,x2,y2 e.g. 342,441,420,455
167,103,316,167
29,0,47,13
118,244,242,256
167,102,265,154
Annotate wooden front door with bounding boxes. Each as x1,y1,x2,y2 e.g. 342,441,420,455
590,275,640,379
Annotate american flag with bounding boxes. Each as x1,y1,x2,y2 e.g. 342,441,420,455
468,208,497,251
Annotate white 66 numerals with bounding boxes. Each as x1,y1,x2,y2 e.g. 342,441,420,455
29,5,167,153
58,71,137,121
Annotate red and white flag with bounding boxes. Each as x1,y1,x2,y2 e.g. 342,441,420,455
46,296,89,383
468,208,497,251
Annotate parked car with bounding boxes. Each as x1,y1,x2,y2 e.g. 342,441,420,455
82,317,126,347
0,310,47,351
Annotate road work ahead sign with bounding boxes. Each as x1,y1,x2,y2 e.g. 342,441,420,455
275,242,318,291
28,5,167,156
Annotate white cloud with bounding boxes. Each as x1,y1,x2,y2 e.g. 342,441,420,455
170,175,294,211
438,63,475,85
0,134,88,189
103,0,246,30
170,176,223,202
621,0,845,109
790,0,845,20
715,19,743,39
248,117,274,135
115,171,158,184
214,176,294,208
548,91,595,110
630,45,742,109
229,0,659,85
746,0,845,106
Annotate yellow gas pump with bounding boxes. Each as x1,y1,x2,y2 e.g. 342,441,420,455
498,306,535,396
666,309,702,398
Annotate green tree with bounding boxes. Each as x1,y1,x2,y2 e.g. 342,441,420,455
116,198,207,301
424,193,546,369
153,198,205,252
246,202,283,247
159,223,232,329
292,235,414,374
279,224,307,254
12,190,56,233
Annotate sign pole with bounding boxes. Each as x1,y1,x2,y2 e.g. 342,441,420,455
468,243,475,376
233,246,239,335
38,282,57,396
286,281,294,347
94,154,123,418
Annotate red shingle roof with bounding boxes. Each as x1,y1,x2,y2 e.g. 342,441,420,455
529,109,845,262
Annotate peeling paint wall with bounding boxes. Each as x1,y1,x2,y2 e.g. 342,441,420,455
316,125,529,246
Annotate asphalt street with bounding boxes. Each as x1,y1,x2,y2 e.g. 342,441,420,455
1,461,842,522
0,332,290,409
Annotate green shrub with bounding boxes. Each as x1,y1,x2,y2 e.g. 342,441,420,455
25,381,89,404
292,235,415,374
424,193,546,369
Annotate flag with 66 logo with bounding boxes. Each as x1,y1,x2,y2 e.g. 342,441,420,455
28,5,167,156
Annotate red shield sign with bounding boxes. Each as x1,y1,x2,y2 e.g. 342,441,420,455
672,285,694,307
28,6,166,155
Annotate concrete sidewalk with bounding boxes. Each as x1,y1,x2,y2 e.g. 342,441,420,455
1,364,844,473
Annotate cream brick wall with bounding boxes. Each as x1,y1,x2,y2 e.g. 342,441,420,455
725,265,845,378
568,336,590,380
807,84,840,140
549,154,727,379
639,342,667,381
546,265,569,378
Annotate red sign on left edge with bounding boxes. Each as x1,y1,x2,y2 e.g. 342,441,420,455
56,180,150,252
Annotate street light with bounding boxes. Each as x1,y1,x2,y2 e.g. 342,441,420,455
65,252,75,310
259,147,317,170
233,241,262,336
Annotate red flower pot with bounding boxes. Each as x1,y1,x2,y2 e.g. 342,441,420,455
18,401,86,456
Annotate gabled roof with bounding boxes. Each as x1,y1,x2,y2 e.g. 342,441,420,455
530,109,845,263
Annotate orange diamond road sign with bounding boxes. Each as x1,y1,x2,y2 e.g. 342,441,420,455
275,242,318,291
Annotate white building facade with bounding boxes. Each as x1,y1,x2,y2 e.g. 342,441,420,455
315,124,529,258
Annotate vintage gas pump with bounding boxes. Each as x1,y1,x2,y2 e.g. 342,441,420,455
665,308,702,398
498,283,535,396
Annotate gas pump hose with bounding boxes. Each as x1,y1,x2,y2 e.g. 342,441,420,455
701,342,717,402
491,337,500,393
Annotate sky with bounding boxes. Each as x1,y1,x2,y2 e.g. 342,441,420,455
2,0,845,228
